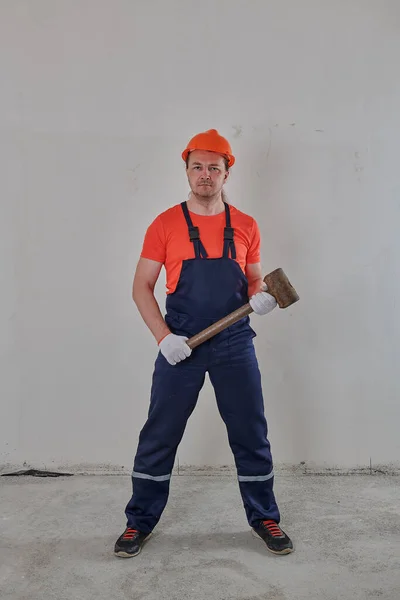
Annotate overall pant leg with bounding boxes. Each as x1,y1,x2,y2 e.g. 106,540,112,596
125,351,206,532
208,329,280,527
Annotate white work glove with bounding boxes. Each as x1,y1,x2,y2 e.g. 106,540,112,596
159,333,192,366
249,290,277,316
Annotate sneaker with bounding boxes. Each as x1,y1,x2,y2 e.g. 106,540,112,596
114,527,152,558
252,520,293,555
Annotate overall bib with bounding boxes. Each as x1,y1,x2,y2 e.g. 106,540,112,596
125,202,280,532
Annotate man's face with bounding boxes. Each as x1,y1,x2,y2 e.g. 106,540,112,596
186,150,229,199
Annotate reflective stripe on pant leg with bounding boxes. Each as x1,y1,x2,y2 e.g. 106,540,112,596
238,471,274,482
132,471,171,482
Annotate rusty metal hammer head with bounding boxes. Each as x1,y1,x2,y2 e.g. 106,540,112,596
263,268,299,308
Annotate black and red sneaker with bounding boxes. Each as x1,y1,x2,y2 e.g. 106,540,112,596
252,520,293,555
114,527,152,558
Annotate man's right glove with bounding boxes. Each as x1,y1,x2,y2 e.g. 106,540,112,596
249,290,277,315
158,333,192,366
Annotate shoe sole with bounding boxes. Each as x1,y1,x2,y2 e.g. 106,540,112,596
251,528,294,555
114,532,153,558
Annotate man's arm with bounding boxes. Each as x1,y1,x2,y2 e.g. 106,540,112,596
132,257,171,343
246,262,277,315
245,262,264,297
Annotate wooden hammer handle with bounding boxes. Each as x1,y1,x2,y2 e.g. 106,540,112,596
186,268,299,350
186,303,253,350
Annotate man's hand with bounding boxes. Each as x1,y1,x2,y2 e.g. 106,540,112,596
249,290,277,316
159,333,192,365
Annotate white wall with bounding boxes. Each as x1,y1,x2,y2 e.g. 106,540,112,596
1,0,399,473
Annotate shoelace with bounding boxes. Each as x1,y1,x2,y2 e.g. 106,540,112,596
122,528,138,540
262,520,284,537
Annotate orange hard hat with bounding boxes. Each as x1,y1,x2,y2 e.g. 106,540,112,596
182,129,235,167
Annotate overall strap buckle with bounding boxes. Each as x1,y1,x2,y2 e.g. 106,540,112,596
189,226,200,241
224,226,234,241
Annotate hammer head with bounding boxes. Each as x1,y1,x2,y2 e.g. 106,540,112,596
263,268,299,308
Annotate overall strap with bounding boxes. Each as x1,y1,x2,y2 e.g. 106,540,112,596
180,202,208,259
223,202,236,259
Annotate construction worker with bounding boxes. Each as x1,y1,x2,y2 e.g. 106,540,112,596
114,129,293,557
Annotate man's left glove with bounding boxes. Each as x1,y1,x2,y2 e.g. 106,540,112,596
249,291,277,316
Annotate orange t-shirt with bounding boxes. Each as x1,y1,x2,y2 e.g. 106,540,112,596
140,203,261,294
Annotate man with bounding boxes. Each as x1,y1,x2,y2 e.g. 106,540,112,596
114,129,293,558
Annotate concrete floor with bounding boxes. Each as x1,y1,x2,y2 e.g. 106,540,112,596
0,473,399,600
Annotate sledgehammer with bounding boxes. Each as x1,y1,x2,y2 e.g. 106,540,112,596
186,268,299,350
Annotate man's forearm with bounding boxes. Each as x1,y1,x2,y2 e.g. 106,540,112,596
248,277,263,298
133,284,170,344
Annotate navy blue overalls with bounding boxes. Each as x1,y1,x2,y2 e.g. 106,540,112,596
125,201,280,532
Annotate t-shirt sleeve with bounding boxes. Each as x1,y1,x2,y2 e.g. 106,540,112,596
140,215,166,264
246,218,261,264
